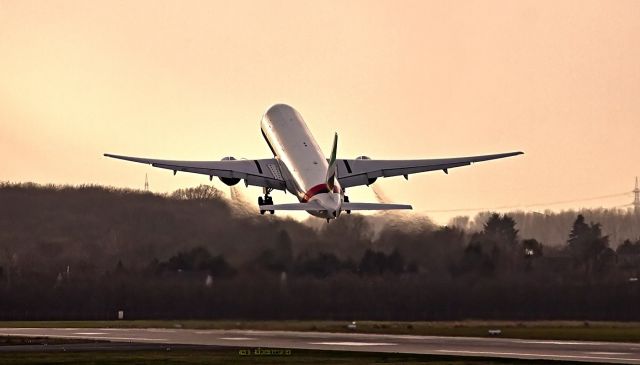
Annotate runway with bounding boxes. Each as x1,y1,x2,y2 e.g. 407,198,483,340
1,327,640,363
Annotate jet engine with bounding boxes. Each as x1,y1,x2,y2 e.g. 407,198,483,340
356,156,377,185
219,156,241,186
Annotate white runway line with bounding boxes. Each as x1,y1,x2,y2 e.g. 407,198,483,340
0,333,168,342
73,332,108,335
310,342,396,346
78,336,170,342
437,349,639,362
219,337,256,341
588,352,632,355
146,329,176,333
511,339,608,346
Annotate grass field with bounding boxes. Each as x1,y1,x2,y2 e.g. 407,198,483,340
0,348,587,365
0,336,100,346
1,320,640,342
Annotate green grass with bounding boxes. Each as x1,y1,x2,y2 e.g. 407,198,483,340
0,336,100,346
2,320,640,342
0,349,587,365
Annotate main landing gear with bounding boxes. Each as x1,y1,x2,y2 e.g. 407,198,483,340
258,188,274,215
344,195,351,214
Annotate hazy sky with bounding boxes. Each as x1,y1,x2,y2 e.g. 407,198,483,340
1,0,639,224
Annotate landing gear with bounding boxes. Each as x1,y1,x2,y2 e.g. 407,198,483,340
344,195,351,214
258,190,274,215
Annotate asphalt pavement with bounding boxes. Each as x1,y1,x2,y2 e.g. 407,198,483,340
1,327,639,363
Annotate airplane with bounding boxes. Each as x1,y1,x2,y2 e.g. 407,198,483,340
105,104,523,221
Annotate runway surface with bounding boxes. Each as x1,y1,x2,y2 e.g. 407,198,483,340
1,327,640,363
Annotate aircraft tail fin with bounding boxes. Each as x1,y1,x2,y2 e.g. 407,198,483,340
326,132,338,191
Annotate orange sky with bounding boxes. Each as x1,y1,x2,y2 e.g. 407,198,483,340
1,0,639,224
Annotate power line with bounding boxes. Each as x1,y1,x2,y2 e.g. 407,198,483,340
422,191,631,214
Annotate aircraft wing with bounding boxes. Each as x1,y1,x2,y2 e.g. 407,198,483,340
336,151,523,188
104,154,286,190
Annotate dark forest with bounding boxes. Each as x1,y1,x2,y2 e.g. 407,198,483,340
1,182,639,321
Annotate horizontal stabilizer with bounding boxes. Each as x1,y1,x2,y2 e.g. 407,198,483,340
260,202,323,211
260,201,412,211
342,202,412,211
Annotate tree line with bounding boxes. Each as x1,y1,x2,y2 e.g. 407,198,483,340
0,182,639,320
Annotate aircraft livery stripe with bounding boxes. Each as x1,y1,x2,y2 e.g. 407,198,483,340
301,183,340,202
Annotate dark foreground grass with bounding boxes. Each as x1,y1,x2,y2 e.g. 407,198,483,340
2,320,640,342
0,348,587,365
0,336,102,346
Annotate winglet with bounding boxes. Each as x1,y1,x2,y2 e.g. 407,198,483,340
326,132,338,191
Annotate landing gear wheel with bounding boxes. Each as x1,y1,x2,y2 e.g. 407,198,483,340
259,195,274,215
265,196,274,214
344,195,351,214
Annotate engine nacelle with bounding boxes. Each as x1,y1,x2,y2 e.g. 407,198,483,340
356,156,377,185
219,156,241,186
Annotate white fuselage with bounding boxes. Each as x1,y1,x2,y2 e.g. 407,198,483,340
260,104,342,219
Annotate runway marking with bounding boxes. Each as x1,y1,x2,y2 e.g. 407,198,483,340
219,337,256,341
0,333,168,342
74,336,169,342
73,332,108,335
310,342,396,346
146,329,176,333
511,339,603,346
587,351,631,355
437,349,639,362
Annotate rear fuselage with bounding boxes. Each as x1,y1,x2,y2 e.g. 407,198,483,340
260,104,342,218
